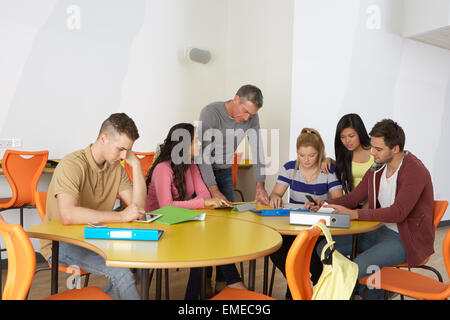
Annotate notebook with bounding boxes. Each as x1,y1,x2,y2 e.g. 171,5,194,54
215,202,256,212
150,206,206,225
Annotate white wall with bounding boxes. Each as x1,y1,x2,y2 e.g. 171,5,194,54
0,0,295,255
0,0,229,159
2,0,449,259
291,0,450,221
226,0,294,197
403,0,450,36
0,0,230,256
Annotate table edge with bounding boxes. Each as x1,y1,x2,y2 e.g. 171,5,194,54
27,217,283,269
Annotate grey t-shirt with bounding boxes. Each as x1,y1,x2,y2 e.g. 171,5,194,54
197,101,266,187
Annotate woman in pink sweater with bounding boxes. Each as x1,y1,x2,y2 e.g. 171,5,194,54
145,123,227,211
145,123,246,299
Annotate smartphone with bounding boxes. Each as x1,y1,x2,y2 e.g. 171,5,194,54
88,222,107,228
135,213,162,223
305,195,318,205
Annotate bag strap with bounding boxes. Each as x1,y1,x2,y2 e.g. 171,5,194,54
311,222,335,265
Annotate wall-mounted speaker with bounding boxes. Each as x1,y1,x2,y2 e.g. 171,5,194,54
185,47,211,64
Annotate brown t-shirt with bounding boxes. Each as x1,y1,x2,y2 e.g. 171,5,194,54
40,145,132,260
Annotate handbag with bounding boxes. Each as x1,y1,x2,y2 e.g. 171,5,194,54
311,222,359,300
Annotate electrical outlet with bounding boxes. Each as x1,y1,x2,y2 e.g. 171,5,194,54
0,138,22,149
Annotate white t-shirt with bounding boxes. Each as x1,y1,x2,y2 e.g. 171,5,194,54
378,160,403,233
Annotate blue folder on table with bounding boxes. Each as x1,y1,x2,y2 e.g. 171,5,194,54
84,227,164,241
250,209,309,216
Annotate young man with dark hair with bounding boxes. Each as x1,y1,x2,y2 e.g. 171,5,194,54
40,113,146,300
309,119,435,299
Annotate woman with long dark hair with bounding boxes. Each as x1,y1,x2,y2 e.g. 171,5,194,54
146,122,226,211
145,123,246,300
322,114,373,194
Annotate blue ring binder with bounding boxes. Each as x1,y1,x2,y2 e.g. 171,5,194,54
84,227,164,241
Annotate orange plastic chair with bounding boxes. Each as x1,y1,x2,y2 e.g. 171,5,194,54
359,227,450,300
212,221,325,301
116,151,155,208
0,215,113,300
285,220,324,300
33,191,91,288
124,152,155,182
232,153,245,202
211,286,275,300
0,150,48,226
394,200,448,281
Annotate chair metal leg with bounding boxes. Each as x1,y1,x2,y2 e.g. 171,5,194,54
51,241,59,295
0,247,4,300
417,265,443,282
20,207,24,227
155,269,162,300
248,260,256,291
263,256,269,295
83,273,90,287
268,261,276,296
148,268,154,287
234,189,245,202
141,269,150,300
351,234,358,260
164,269,169,300
200,267,206,300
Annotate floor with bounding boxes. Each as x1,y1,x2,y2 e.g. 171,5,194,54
3,225,449,300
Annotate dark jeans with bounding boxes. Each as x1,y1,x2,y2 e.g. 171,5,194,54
185,167,241,300
269,235,323,299
214,167,235,202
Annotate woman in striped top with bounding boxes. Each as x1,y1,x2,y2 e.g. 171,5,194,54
269,128,343,298
269,128,343,208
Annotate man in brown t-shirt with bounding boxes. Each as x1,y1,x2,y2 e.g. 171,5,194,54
41,113,146,300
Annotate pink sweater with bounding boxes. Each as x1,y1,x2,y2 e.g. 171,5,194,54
146,161,211,212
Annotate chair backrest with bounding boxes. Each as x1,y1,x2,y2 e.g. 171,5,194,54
285,220,324,300
0,215,36,300
433,200,448,228
2,150,48,207
124,152,155,182
35,191,47,222
442,228,450,293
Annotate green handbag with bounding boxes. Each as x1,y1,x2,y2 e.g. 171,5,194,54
312,222,359,300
